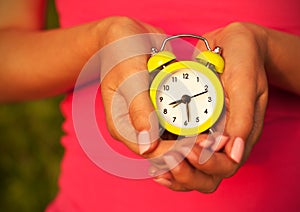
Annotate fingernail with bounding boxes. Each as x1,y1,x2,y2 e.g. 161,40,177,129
163,155,178,169
148,165,159,176
211,135,229,152
138,131,151,155
149,168,168,177
153,178,172,187
230,137,245,163
180,146,192,157
199,139,214,148
198,147,214,164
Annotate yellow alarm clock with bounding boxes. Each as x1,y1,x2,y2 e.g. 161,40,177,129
147,34,225,136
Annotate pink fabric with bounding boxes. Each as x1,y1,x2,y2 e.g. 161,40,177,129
47,0,300,211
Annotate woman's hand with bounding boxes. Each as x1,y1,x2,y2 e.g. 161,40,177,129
100,17,166,155
152,22,269,192
203,22,269,161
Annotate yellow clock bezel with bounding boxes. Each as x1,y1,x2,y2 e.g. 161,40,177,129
149,61,224,136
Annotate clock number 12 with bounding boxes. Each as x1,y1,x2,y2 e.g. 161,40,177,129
183,73,189,79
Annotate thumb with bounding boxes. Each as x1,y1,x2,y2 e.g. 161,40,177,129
222,70,256,163
225,79,255,140
118,70,160,155
130,91,160,155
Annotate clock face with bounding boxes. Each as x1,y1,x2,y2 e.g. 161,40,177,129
150,61,224,136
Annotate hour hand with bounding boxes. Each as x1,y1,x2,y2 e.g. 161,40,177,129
169,99,183,108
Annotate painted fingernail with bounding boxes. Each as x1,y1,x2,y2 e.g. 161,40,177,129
199,139,214,148
230,137,245,163
163,155,178,170
148,166,159,176
211,135,229,152
138,131,151,155
180,146,192,157
153,178,172,187
150,169,169,177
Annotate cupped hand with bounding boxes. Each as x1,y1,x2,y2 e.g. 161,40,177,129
201,22,269,161
100,17,167,155
152,22,269,192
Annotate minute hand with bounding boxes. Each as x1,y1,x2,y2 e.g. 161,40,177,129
191,90,208,98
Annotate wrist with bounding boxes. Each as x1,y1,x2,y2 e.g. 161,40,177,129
240,22,269,65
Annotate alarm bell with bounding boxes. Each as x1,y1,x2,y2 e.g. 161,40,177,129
147,34,225,74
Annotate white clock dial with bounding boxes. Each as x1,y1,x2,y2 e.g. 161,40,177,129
155,68,217,131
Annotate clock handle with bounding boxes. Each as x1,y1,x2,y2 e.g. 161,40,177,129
151,34,212,53
149,34,225,73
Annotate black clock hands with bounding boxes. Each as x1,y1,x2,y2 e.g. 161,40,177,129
169,99,183,108
169,90,208,122
190,90,208,98
169,90,208,108
186,102,190,122
169,94,191,108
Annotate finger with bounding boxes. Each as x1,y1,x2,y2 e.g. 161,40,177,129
162,152,221,193
102,90,145,154
222,66,262,164
102,59,160,155
129,91,160,155
179,142,241,178
152,170,174,188
225,86,256,141
242,88,268,160
117,68,160,155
